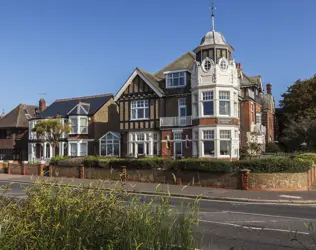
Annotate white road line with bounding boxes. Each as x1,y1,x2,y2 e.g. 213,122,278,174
199,219,310,235
279,195,302,199
223,210,315,221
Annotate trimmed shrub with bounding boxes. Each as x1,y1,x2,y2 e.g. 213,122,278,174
50,156,70,166
234,157,313,173
265,143,281,153
295,153,316,166
168,159,233,173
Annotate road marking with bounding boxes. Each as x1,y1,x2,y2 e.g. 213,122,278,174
199,219,310,235
223,210,315,221
279,195,302,199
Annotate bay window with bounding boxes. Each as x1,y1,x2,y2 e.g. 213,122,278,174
219,91,230,115
202,91,214,116
129,132,160,157
131,100,149,120
100,132,120,157
203,130,215,156
220,130,231,156
166,72,186,88
69,116,88,134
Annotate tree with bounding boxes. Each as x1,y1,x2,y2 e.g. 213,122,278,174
279,74,316,122
279,119,316,152
32,117,71,157
247,131,262,159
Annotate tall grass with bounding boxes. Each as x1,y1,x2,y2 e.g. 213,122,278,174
0,180,199,249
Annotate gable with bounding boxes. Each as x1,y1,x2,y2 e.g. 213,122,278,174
114,69,163,102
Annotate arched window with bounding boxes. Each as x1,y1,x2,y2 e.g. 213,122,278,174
99,132,120,157
46,143,50,159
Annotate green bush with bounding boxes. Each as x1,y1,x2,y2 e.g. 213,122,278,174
0,181,198,249
295,153,316,166
50,156,70,166
234,157,313,173
168,159,233,173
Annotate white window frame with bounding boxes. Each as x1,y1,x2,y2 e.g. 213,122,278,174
219,57,228,71
178,98,187,125
166,71,186,88
256,113,262,124
129,132,160,157
192,93,199,118
173,132,182,156
202,130,215,157
79,142,88,156
69,116,88,135
219,91,230,116
69,143,78,156
219,130,231,156
201,91,214,116
131,100,149,120
99,132,120,157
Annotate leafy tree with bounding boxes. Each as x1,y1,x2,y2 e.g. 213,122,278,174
279,74,316,122
247,132,262,159
279,119,316,152
32,117,71,157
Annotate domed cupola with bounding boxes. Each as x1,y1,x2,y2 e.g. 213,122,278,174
194,4,234,64
200,31,227,46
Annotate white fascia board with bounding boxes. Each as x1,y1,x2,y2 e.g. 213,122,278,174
114,69,163,102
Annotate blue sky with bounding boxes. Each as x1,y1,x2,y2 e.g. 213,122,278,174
0,0,315,112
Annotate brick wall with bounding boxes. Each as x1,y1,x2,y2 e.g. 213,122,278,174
240,101,252,148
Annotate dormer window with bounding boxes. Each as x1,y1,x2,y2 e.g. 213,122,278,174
69,116,88,134
166,71,186,88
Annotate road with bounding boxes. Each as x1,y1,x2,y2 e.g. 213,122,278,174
0,181,316,250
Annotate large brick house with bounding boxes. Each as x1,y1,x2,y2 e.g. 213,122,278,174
0,104,38,161
114,8,275,159
28,94,119,162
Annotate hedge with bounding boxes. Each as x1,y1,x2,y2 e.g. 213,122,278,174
168,159,233,173
295,153,316,165
234,157,313,173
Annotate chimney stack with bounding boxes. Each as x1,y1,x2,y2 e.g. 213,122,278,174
266,83,272,95
39,99,47,112
236,63,242,70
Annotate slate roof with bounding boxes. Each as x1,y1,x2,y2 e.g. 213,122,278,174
36,94,112,119
137,68,164,94
0,104,38,128
154,52,196,79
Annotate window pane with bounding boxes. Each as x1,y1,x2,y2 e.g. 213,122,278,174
179,77,185,86
70,118,77,133
219,101,230,115
145,107,149,118
203,92,213,100
219,91,230,100
138,109,144,119
137,143,144,155
114,144,119,156
203,130,214,139
101,145,106,156
204,141,214,156
174,132,182,140
137,133,144,141
180,107,186,117
153,142,157,155
175,142,182,155
220,141,230,155
70,144,77,156
106,144,113,156
220,130,231,139
174,78,179,86
203,101,214,115
80,143,87,156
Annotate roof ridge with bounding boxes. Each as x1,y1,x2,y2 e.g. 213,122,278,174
55,94,113,102
154,52,194,78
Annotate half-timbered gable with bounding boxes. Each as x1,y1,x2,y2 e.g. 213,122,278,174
115,68,163,131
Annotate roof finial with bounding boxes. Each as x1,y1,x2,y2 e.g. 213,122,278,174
211,2,216,31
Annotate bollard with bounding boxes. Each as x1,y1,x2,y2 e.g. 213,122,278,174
22,161,28,175
240,169,251,190
121,166,126,181
38,161,45,176
79,166,85,179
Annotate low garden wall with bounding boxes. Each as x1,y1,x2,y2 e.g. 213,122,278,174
1,154,316,191
50,165,240,188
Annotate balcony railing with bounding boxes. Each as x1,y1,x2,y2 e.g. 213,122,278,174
29,132,68,140
160,116,192,127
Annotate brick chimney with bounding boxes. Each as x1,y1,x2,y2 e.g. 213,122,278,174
39,99,47,112
266,83,272,95
236,63,242,70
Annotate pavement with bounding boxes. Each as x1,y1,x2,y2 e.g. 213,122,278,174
0,173,316,204
1,177,316,249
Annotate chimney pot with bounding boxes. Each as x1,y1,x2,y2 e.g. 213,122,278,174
39,99,47,112
266,83,272,95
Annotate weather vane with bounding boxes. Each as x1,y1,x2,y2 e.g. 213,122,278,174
209,2,216,30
